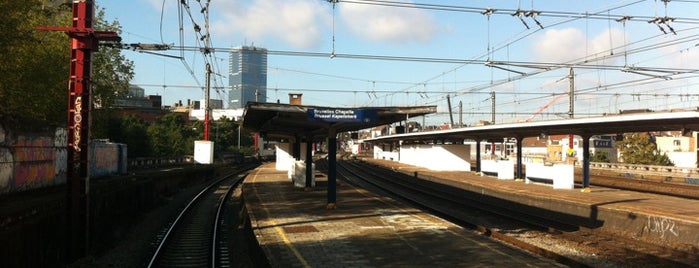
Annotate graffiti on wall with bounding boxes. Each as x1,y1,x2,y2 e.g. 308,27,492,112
54,128,68,184
90,143,119,177
0,125,125,195
646,215,680,239
0,126,69,194
0,148,13,190
12,136,56,190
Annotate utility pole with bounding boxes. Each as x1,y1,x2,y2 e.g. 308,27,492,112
204,63,211,141
37,0,121,261
491,91,496,124
446,95,454,127
568,67,575,157
459,101,463,127
202,0,212,141
569,67,575,119
193,0,215,164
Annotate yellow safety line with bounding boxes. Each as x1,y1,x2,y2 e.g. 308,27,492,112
251,168,311,268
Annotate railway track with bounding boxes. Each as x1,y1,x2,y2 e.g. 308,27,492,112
147,168,249,268
580,171,699,200
337,158,698,267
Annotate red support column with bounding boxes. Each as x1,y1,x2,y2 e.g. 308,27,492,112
38,0,120,261
67,2,94,260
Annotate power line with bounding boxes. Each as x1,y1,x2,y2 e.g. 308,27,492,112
338,0,699,25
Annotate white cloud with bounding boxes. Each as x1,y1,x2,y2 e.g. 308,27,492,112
144,0,169,10
210,0,330,49
531,27,625,64
658,44,699,69
339,2,437,43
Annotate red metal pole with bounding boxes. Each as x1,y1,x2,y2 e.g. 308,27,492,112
204,63,211,140
38,0,120,261
66,1,95,260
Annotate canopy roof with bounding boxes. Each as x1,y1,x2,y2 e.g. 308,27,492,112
242,102,437,138
365,110,699,142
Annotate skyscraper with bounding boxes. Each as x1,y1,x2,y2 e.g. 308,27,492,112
229,46,267,109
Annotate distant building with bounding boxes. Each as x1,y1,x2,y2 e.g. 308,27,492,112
201,99,223,110
111,85,169,123
189,98,243,121
113,85,161,109
229,46,267,108
654,131,698,168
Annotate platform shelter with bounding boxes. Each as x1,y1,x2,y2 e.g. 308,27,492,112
241,102,436,207
366,111,699,191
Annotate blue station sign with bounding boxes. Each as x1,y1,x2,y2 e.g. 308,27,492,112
307,108,377,123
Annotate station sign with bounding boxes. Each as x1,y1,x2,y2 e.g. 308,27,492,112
307,108,377,123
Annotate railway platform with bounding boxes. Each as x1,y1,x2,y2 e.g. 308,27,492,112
242,163,563,267
362,157,699,248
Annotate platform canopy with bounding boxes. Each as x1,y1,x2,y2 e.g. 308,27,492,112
241,102,437,138
365,110,699,142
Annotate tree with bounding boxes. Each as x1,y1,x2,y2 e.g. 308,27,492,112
0,2,134,128
210,117,234,155
91,7,134,109
0,1,70,126
590,152,610,163
147,113,198,156
92,113,151,157
615,132,674,166
89,6,135,140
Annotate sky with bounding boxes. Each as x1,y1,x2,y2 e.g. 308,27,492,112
99,0,699,126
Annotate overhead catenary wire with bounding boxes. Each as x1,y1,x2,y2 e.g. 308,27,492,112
176,0,201,87
359,0,648,105
126,0,699,124
336,0,699,24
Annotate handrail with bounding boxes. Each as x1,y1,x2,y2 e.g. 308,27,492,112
588,162,699,176
127,156,194,169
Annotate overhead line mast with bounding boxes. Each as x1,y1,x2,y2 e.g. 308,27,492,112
37,0,121,261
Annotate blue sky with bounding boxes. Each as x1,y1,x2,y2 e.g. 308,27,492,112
100,0,699,126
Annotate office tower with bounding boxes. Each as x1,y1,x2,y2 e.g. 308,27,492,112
228,46,267,108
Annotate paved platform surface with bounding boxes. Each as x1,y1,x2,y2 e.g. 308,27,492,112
243,163,562,267
362,158,699,247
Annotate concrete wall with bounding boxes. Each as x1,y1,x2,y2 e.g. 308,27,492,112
525,163,574,189
373,145,399,161
1,125,127,195
275,142,293,171
0,125,67,195
400,144,471,171
89,141,128,177
667,151,697,168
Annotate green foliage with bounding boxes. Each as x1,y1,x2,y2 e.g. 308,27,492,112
199,116,256,158
92,111,151,157
210,117,239,157
147,113,198,156
0,2,134,128
92,7,134,109
92,111,260,158
590,152,610,163
0,1,70,126
615,133,674,166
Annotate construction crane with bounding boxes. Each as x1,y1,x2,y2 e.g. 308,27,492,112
524,93,567,122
